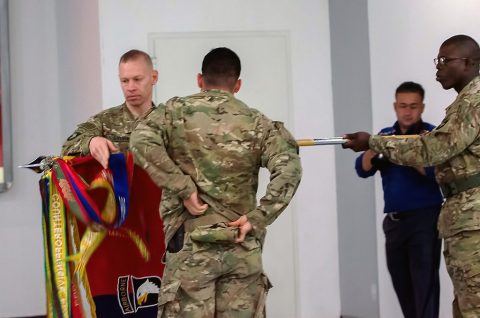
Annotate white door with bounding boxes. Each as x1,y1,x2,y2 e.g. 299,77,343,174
150,31,296,318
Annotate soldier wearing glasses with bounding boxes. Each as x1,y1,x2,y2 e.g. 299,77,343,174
342,34,480,317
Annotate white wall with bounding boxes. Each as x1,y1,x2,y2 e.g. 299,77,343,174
368,0,480,317
55,0,103,139
0,1,60,316
1,1,340,317
97,1,340,317
0,0,102,317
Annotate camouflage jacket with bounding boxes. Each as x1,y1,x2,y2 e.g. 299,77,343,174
369,76,480,237
130,89,302,244
62,103,155,156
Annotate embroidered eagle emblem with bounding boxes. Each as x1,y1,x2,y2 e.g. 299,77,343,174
136,279,160,305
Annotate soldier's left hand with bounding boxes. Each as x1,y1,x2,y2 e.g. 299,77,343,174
342,132,371,152
183,191,208,216
229,215,252,243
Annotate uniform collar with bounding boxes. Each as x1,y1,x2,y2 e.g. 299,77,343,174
123,101,156,119
201,89,234,97
457,75,480,98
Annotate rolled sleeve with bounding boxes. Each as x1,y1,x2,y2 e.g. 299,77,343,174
246,121,302,230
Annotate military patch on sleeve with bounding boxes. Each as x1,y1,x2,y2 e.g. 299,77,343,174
66,131,81,141
273,121,299,152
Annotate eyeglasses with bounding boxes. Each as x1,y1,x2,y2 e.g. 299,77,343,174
434,56,469,66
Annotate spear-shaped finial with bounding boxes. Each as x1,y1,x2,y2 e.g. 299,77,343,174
18,156,54,173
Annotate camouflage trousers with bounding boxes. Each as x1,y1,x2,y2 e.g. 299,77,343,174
444,230,480,318
157,234,271,318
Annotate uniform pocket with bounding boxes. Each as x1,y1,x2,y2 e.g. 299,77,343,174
190,223,239,243
157,280,182,317
254,273,273,318
240,236,261,251
444,231,480,292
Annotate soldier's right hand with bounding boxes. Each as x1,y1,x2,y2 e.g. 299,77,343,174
183,191,208,216
342,132,371,152
89,136,118,169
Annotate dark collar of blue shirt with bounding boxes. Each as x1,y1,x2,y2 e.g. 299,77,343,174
392,120,426,135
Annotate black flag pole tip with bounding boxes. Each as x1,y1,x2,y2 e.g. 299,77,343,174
18,156,53,173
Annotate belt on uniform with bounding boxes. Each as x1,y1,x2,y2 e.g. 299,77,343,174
440,173,480,198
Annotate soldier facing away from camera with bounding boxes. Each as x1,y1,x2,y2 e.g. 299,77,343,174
130,47,302,317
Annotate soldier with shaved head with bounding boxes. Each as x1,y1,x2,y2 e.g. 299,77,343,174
343,35,480,317
62,49,162,318
63,49,158,166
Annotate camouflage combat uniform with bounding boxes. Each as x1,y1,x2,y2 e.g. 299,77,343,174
130,89,302,318
369,76,480,317
62,103,155,155
61,102,160,318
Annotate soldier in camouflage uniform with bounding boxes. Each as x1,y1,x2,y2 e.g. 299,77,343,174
62,49,160,318
343,35,480,317
130,47,302,318
62,49,158,164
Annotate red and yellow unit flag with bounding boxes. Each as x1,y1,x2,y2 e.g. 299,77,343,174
37,152,165,318
40,167,96,318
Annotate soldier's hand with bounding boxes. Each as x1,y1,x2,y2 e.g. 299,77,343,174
183,192,208,216
342,132,371,152
89,137,118,169
228,215,252,243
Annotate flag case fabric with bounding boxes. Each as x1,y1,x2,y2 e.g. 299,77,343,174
40,154,165,317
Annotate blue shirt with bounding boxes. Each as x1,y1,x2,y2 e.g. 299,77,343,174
355,121,443,213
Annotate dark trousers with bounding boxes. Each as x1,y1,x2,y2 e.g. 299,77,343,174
94,295,158,318
383,206,442,318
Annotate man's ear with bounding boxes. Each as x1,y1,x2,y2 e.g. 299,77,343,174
197,73,204,89
233,79,242,93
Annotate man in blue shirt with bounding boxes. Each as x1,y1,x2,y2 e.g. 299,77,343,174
355,82,444,318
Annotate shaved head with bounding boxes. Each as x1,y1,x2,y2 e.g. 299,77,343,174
119,49,154,69
436,35,480,92
442,35,480,69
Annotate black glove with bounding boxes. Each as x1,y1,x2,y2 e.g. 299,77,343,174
370,153,390,170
